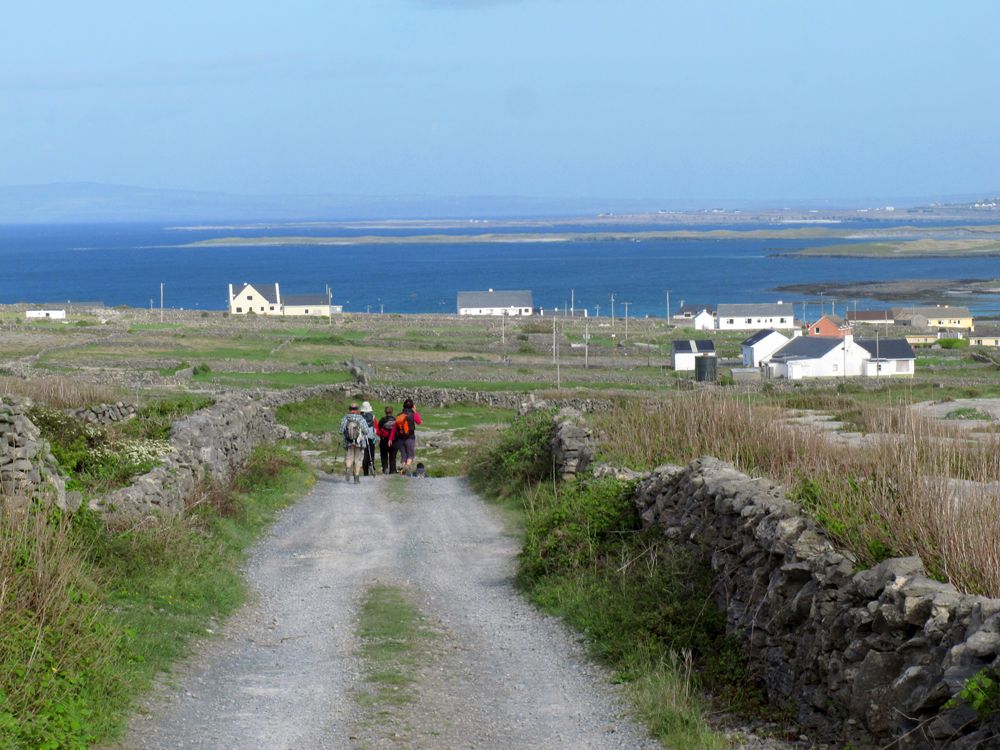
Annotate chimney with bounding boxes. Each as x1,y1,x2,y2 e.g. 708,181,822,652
843,331,854,345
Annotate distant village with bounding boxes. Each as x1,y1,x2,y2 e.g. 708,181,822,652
21,283,997,383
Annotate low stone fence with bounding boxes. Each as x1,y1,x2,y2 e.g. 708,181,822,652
551,407,595,481
68,401,137,425
633,457,1000,749
270,382,613,414
0,397,75,512
90,393,280,519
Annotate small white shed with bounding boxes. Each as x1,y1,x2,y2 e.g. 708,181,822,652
26,309,66,320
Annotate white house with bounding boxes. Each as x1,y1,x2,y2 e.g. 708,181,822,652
229,282,281,315
26,309,66,320
671,339,716,371
855,339,916,377
282,293,338,317
764,333,915,380
740,329,790,367
672,305,715,330
457,289,533,316
716,303,796,331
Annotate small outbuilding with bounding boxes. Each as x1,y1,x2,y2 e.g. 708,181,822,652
26,309,67,320
282,293,334,317
741,329,790,367
855,338,916,377
672,305,715,330
671,339,716,371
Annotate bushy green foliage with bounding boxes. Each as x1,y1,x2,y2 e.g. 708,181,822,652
467,409,553,498
939,338,969,350
955,668,1000,716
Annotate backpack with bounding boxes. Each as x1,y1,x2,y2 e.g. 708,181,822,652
345,417,363,446
394,412,414,439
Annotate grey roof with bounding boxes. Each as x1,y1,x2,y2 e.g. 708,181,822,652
232,282,279,304
678,304,714,315
672,339,715,353
972,328,1000,337
891,306,972,319
855,339,915,360
741,329,787,346
717,302,795,318
457,290,533,309
769,336,842,361
847,310,894,322
283,294,328,306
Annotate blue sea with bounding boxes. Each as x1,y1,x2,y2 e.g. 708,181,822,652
4,222,1000,318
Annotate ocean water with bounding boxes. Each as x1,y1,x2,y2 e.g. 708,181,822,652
4,222,1000,318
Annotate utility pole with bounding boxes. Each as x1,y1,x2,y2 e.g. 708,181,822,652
665,290,671,322
571,289,575,318
552,317,557,363
366,304,371,314
501,312,506,355
160,283,164,323
623,302,632,341
327,285,333,327
610,293,616,329
595,304,600,318
584,320,589,370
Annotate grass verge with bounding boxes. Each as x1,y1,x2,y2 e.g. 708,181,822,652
0,444,313,749
468,412,757,748
353,583,438,720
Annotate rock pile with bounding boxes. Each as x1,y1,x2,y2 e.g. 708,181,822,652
551,408,594,481
634,457,1000,749
0,397,76,512
90,393,279,519
69,401,137,425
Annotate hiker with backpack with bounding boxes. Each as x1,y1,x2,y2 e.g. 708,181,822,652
339,404,374,484
360,401,378,477
388,398,422,474
376,405,398,475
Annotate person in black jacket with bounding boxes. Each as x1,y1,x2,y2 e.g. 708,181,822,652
376,405,398,475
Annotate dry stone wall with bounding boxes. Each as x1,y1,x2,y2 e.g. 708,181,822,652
633,457,1000,749
68,401,137,425
0,397,76,512
90,393,280,519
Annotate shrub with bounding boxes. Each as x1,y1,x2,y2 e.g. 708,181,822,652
467,409,553,498
939,338,969,349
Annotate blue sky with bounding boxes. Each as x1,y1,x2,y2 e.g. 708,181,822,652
2,1,998,202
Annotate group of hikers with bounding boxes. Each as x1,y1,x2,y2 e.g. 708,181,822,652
337,398,425,483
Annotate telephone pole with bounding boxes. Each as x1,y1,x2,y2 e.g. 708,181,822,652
610,293,616,329
665,290,671,322
623,302,632,341
159,283,164,323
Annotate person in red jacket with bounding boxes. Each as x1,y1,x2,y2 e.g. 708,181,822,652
388,398,422,474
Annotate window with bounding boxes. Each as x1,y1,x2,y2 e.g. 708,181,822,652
269,305,275,311
236,307,242,313
745,318,752,324
814,327,820,334
247,295,253,300
304,309,310,314
726,318,734,325
832,363,838,372
780,318,787,323
260,306,264,311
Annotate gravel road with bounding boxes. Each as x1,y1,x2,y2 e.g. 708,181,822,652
116,475,659,750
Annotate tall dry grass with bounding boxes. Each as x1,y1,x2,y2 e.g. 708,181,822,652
594,393,1000,596
0,375,125,409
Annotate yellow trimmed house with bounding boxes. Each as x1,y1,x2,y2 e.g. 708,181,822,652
229,282,280,315
970,329,1000,347
891,305,974,332
228,283,339,317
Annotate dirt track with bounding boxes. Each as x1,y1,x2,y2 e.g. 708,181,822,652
115,475,657,750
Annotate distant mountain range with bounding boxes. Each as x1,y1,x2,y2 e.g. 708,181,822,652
0,182,997,223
